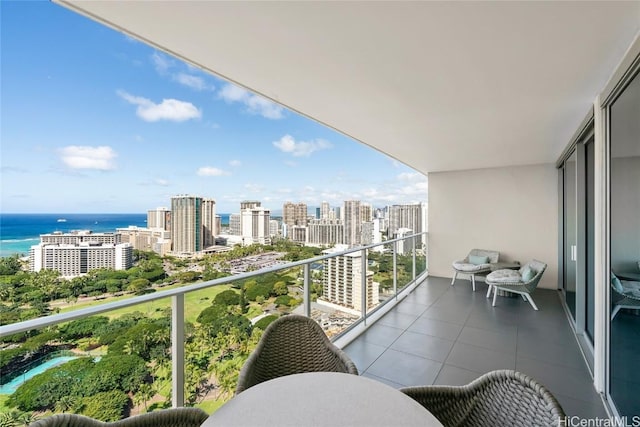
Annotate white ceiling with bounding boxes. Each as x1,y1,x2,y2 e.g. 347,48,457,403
56,1,640,174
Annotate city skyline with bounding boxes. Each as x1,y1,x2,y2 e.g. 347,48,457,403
1,2,427,215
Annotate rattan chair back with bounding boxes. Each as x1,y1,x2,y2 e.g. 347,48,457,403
400,370,565,427
235,314,358,394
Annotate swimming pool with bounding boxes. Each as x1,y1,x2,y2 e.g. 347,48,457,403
0,356,77,394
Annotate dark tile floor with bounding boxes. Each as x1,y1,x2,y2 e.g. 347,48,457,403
343,276,608,419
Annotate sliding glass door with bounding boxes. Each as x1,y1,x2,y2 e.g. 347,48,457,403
563,151,577,320
585,139,595,341
560,131,595,354
608,67,640,417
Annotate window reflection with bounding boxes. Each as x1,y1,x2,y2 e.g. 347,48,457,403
609,68,640,417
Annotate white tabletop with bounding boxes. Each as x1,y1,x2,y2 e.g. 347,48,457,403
204,372,443,427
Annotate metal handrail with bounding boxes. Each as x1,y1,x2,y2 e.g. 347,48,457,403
0,231,428,407
0,232,425,337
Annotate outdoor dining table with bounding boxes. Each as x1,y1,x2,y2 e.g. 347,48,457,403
203,372,443,427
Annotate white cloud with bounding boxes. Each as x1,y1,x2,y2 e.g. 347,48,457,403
151,52,174,74
174,73,210,91
197,166,230,177
151,53,213,91
138,178,171,187
245,96,284,119
244,183,264,193
117,90,201,122
397,173,428,197
59,146,117,170
219,85,247,102
362,188,379,198
397,172,425,182
229,160,242,167
219,84,285,119
273,134,332,157
123,35,140,44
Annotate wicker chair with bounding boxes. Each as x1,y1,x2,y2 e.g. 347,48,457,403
400,370,565,427
452,249,500,291
486,260,547,311
235,314,358,394
28,408,208,427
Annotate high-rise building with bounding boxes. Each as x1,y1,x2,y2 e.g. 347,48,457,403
361,221,382,246
147,207,171,231
215,215,222,236
387,203,425,244
360,203,373,223
40,231,121,245
290,225,307,244
283,202,308,227
320,246,378,313
343,200,361,247
240,200,261,210
30,242,133,277
321,201,331,219
241,206,271,245
202,198,217,248
395,227,414,255
307,219,344,247
171,195,203,254
229,214,241,236
269,219,280,237
117,226,171,255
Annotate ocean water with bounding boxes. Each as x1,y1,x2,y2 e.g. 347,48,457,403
0,213,231,258
0,213,146,258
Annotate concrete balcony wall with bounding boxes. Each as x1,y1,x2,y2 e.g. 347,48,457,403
428,163,559,289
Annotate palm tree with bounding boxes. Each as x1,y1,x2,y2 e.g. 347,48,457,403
0,410,38,427
137,383,154,411
55,395,79,413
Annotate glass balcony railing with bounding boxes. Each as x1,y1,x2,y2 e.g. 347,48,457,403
0,232,427,421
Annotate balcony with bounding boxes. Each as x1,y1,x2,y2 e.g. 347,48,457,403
343,276,606,420
0,232,604,422
4,2,639,420
0,234,424,419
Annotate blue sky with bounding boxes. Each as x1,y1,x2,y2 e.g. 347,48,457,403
0,1,427,214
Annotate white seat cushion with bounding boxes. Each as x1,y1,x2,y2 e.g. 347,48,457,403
453,262,491,273
621,280,640,299
487,269,522,283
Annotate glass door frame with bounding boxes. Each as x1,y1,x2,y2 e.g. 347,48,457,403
599,38,640,419
557,118,595,372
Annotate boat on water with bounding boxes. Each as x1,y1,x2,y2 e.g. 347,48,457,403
56,218,67,223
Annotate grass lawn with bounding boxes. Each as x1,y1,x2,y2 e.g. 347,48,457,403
0,395,10,413
195,398,225,414
59,283,235,323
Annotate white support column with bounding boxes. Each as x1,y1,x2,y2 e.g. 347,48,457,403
303,263,311,317
361,248,367,324
412,236,416,282
171,294,185,407
593,94,607,394
393,241,398,299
